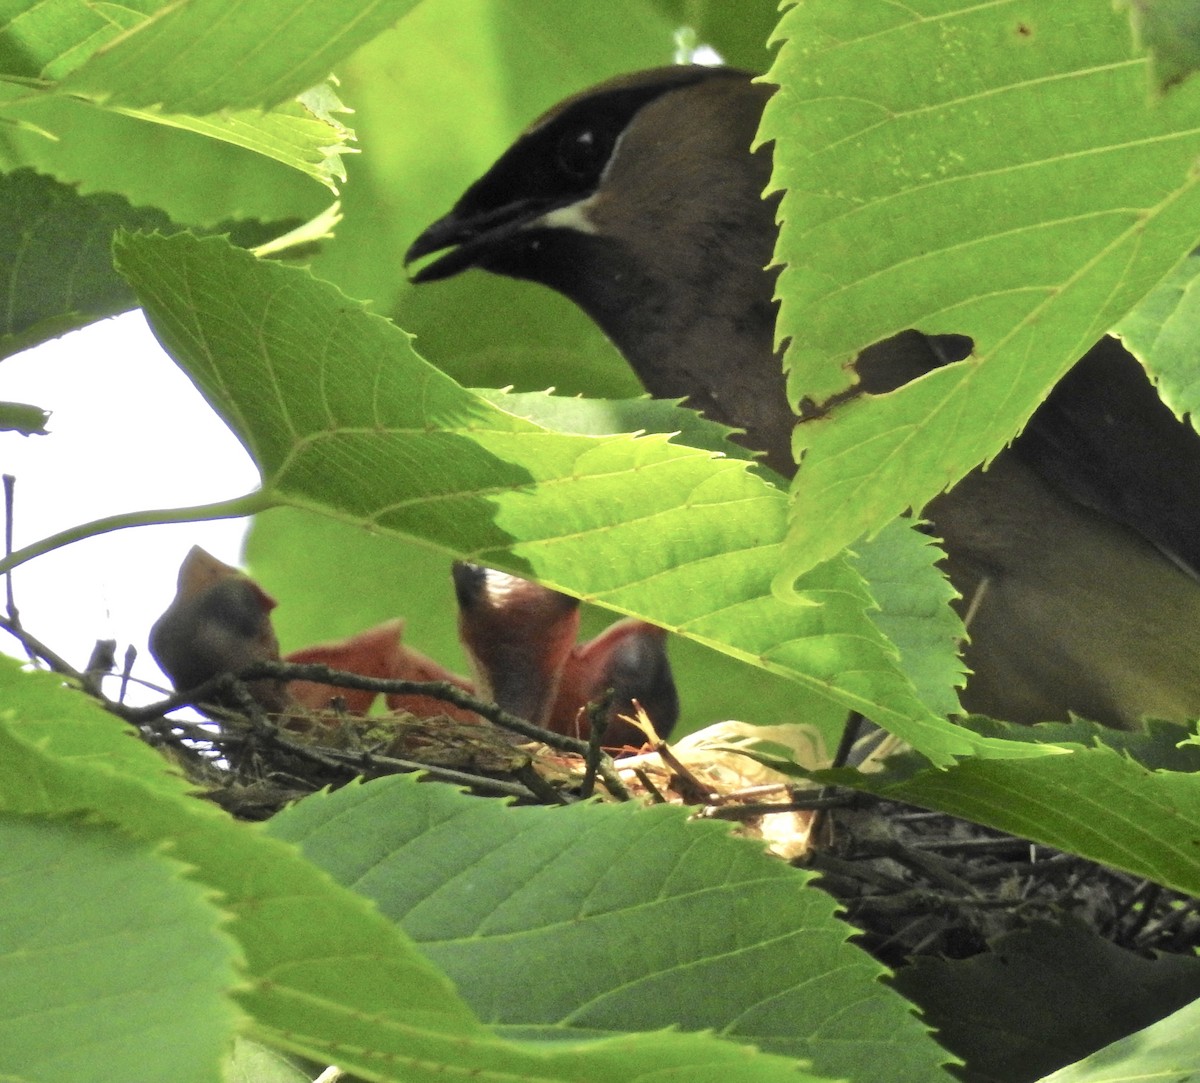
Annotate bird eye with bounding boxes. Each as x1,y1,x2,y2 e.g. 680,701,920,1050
555,127,609,180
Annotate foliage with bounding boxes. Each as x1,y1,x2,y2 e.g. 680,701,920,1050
3,2,1200,1082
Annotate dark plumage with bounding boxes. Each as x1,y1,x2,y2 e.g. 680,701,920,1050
149,546,287,711
410,66,1200,728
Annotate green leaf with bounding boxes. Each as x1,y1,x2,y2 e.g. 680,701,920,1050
0,91,328,232
0,85,337,228
0,167,310,359
0,167,171,356
270,773,954,1083
1040,996,1200,1082
842,737,1200,896
847,519,965,719
1,0,417,116
0,660,487,1072
647,0,780,70
0,0,149,83
113,229,1022,764
223,1039,315,1083
0,658,826,1081
0,399,49,434
112,88,354,195
1,0,358,199
475,386,757,460
1113,252,1200,421
962,714,1200,773
764,1,1200,579
892,920,1200,1083
0,813,241,1083
246,506,850,739
58,0,421,114
1117,0,1200,92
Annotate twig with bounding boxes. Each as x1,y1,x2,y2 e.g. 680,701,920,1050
153,706,545,802
889,810,954,823
709,783,791,803
869,914,943,958
906,923,951,957
243,661,584,748
961,574,990,632
112,677,248,723
848,889,1011,914
1,475,38,667
514,763,569,805
914,836,1044,856
244,660,632,800
959,851,1076,884
809,710,865,840
3,476,18,622
629,766,667,803
112,660,633,801
651,740,715,802
0,491,269,577
806,850,911,893
831,712,866,770
119,645,137,704
578,691,612,800
1135,896,1200,948
1114,880,1161,942
82,639,117,697
324,746,538,800
872,840,981,897
0,614,85,681
702,795,852,820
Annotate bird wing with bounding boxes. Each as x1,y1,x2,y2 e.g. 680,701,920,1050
1013,335,1200,579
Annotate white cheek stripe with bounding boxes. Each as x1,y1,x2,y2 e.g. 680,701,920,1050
537,198,599,234
529,124,631,236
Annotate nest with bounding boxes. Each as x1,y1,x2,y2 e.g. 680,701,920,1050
127,681,1200,972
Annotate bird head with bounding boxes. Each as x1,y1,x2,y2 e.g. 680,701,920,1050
451,561,581,725
408,66,792,471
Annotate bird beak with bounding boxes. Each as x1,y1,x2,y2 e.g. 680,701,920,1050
405,198,545,283
451,561,581,725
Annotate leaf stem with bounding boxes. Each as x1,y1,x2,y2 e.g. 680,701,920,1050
0,491,273,576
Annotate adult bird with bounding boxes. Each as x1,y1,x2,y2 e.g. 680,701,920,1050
407,65,1200,729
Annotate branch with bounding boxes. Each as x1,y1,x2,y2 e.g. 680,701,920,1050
0,491,270,575
0,614,85,681
112,659,632,801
